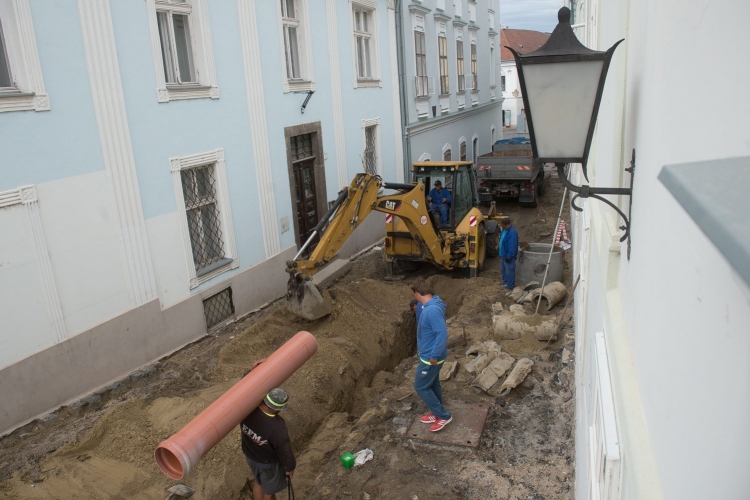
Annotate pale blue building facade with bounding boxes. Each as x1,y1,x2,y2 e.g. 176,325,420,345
0,0,402,433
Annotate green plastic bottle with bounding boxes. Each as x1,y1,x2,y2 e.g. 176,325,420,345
340,452,355,469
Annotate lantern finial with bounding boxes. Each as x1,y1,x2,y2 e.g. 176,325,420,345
558,7,571,24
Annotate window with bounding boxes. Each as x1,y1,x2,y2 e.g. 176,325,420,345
0,1,49,112
490,45,495,87
181,165,227,273
443,148,452,161
278,0,314,92
0,19,12,89
364,126,377,174
453,167,473,224
363,118,381,176
438,35,449,94
501,75,506,91
148,0,218,102
352,1,380,87
472,137,478,164
460,141,467,161
456,39,465,92
471,41,478,90
468,0,476,24
415,31,429,97
203,287,235,329
281,0,302,80
156,1,196,84
171,149,238,289
491,125,497,144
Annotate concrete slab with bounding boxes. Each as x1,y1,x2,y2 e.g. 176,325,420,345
406,400,490,449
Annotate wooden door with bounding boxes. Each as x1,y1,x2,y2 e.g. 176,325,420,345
293,159,319,255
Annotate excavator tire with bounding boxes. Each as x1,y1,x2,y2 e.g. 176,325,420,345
486,229,500,257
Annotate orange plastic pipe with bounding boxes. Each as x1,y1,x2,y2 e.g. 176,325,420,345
154,330,318,479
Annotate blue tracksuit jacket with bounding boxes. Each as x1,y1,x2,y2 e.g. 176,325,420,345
416,296,448,363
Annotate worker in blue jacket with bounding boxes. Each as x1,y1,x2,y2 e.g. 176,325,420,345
498,217,519,289
427,180,452,225
411,278,452,432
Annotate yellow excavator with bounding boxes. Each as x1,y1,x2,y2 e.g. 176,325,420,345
286,161,505,320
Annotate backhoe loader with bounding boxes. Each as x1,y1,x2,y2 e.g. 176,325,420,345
286,161,505,320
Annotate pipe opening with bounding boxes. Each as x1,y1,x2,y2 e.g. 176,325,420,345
154,447,184,480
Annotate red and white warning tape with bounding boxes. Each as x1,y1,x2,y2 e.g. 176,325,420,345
554,220,569,245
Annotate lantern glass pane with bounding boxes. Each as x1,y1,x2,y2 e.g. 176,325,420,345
523,60,604,159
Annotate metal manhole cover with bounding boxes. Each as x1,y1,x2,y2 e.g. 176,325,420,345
406,400,490,449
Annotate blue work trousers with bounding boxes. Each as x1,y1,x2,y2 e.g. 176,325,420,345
414,363,451,420
430,203,450,225
501,257,516,289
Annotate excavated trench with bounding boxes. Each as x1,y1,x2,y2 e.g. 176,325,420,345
0,253,436,499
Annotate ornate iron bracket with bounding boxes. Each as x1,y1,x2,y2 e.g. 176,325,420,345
556,148,636,259
300,90,314,114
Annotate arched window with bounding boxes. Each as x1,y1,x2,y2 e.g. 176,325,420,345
460,141,467,161
472,135,478,164
443,148,452,161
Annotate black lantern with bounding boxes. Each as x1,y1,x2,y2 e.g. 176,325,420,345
507,7,635,257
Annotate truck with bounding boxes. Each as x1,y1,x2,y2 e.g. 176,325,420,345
286,161,506,320
475,138,544,207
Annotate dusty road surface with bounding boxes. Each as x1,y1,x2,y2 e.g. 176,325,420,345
0,169,575,500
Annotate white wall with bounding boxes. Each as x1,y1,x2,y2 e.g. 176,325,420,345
500,60,521,126
572,0,750,499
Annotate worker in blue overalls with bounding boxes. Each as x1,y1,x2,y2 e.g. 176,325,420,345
427,180,452,225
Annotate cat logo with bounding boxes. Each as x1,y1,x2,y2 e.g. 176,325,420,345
377,200,402,212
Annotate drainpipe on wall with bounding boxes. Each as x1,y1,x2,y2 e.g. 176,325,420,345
394,0,412,181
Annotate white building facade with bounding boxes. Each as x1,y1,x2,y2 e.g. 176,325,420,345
395,0,501,169
566,0,750,499
499,28,548,129
0,0,402,434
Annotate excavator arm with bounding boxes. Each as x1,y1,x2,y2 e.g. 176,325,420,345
286,172,446,320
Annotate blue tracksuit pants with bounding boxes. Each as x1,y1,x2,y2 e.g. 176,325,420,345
414,363,451,420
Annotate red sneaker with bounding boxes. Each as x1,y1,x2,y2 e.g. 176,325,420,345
429,417,452,432
419,413,436,424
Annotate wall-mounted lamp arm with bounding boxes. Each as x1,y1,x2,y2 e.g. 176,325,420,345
555,149,635,258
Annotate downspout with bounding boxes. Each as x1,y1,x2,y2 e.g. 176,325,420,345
394,0,412,181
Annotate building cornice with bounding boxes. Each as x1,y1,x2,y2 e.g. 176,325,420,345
452,19,468,28
408,4,431,15
407,99,503,136
434,12,451,22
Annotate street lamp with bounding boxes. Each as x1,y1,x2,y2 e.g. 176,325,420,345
507,7,635,258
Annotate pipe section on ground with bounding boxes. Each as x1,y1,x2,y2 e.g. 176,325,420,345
154,331,318,480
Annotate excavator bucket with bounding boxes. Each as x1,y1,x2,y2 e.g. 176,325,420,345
286,280,332,321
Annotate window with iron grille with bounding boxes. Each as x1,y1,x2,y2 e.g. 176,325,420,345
156,0,197,85
460,142,467,161
203,287,235,329
364,124,378,175
501,75,506,91
180,164,230,276
456,39,465,92
352,4,378,83
414,31,428,97
471,42,478,90
290,133,314,161
443,148,451,161
438,35,449,95
171,149,237,289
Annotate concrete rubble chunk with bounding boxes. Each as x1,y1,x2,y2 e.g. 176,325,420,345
562,348,571,365
439,361,458,381
471,353,516,393
464,341,501,374
492,306,557,341
491,302,505,315
499,358,535,397
507,286,526,301
488,353,516,378
521,281,567,311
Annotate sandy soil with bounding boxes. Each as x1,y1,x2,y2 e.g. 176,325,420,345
0,170,575,500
